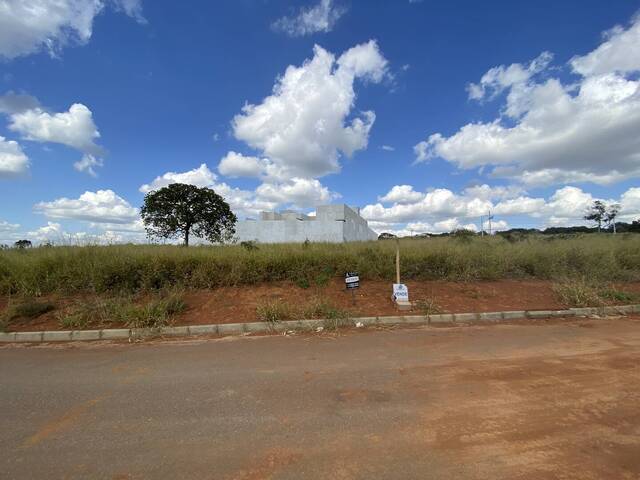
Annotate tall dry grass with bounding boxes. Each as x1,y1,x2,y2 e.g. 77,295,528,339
1,234,639,296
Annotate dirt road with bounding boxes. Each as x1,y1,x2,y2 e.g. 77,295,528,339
1,317,639,479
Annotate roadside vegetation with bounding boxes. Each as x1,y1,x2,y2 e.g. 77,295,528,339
0,290,186,332
256,296,351,330
1,235,640,297
0,298,55,332
552,278,640,308
55,290,186,330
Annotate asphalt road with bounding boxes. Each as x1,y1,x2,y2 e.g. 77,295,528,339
1,317,639,480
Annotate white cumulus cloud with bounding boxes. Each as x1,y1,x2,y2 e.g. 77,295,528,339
0,136,29,178
73,153,103,177
34,189,139,224
378,185,424,204
271,0,346,37
139,164,278,218
363,183,640,234
217,151,267,179
139,163,218,193
0,0,145,59
0,219,20,232
255,177,338,208
570,15,640,76
230,40,388,179
363,188,492,224
9,103,103,155
415,14,640,187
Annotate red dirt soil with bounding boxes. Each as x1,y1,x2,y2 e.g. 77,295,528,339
3,279,640,332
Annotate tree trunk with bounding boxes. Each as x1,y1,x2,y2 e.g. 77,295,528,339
184,229,190,247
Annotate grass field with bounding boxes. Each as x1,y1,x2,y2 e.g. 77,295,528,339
1,234,640,296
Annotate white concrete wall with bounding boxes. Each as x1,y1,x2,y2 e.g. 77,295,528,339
235,204,377,243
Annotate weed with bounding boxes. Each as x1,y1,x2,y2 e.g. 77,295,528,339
322,315,353,331
302,297,351,330
415,297,442,317
58,310,92,330
597,287,639,303
302,297,348,320
124,291,186,329
313,267,333,287
240,241,259,251
553,279,639,307
553,279,602,307
256,300,293,323
56,297,121,330
56,291,186,330
255,297,351,331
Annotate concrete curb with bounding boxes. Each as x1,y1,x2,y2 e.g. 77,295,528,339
1,304,638,343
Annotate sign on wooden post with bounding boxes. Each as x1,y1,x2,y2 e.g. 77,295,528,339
392,283,409,302
345,272,360,289
345,272,359,305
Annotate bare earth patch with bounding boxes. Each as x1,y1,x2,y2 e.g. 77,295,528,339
3,279,640,331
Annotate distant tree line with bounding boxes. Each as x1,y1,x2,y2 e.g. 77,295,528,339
379,200,638,240
378,219,640,240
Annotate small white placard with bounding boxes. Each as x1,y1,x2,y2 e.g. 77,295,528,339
392,283,409,302
345,276,359,284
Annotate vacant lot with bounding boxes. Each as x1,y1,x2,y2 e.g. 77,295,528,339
2,235,640,297
1,317,639,479
2,235,640,332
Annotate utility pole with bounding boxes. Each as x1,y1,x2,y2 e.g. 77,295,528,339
488,210,494,235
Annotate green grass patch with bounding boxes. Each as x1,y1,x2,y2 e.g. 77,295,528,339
56,290,186,330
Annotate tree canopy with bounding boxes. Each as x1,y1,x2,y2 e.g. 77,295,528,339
14,239,32,249
140,183,237,246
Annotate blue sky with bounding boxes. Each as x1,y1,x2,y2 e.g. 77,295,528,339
1,0,640,243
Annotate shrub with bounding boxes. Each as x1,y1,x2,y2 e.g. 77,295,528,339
256,300,293,323
10,300,54,319
553,279,602,307
1,299,55,330
240,241,259,251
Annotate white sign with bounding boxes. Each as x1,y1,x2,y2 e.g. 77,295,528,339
345,275,359,284
392,283,409,302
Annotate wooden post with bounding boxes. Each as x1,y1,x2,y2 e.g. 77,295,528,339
395,238,400,284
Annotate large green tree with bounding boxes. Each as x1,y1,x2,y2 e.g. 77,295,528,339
141,183,237,246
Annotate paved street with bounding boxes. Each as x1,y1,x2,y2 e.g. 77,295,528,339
1,317,639,479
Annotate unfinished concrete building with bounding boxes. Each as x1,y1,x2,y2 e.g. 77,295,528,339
235,204,378,243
